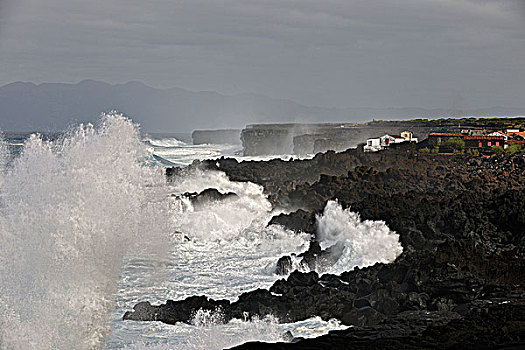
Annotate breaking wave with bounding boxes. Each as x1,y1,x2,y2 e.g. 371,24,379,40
144,138,187,148
0,116,397,349
167,168,277,242
0,113,170,349
316,200,403,274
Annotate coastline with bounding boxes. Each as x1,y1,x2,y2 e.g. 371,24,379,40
125,147,525,349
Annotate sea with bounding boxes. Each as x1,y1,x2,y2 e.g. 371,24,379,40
0,112,402,349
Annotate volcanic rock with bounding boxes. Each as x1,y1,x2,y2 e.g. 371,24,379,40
125,150,525,349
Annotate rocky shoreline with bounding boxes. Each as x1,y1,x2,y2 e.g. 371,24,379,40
125,148,525,349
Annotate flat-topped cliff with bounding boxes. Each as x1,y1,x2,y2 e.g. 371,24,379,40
241,118,525,156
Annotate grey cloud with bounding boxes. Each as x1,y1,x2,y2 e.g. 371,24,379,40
0,0,524,110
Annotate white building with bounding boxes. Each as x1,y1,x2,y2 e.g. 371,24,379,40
364,138,382,152
400,131,418,142
364,131,417,152
487,131,509,140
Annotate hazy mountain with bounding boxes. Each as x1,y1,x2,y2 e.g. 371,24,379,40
1,80,524,132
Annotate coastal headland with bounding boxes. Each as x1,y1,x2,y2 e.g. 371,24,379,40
240,118,525,156
124,118,525,349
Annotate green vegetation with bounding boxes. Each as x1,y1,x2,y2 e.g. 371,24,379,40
466,148,480,156
492,145,504,155
506,143,523,155
419,147,430,153
367,117,525,131
444,137,465,151
402,117,525,130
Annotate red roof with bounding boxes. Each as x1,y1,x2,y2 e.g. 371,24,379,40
429,132,463,137
508,131,525,138
463,136,505,140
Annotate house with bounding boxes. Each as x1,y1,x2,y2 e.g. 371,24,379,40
381,134,406,146
428,132,463,146
364,138,382,152
506,130,525,140
486,130,525,148
487,131,510,140
428,132,505,153
463,136,505,149
364,131,417,152
401,130,418,142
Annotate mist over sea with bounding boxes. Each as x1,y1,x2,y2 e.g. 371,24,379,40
0,113,402,349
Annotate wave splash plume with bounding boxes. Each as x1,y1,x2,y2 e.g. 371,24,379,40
316,200,403,274
0,112,169,349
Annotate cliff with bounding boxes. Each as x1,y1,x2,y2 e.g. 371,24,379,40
241,118,525,156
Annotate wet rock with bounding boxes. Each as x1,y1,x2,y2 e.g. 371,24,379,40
132,151,525,349
229,298,525,349
122,301,159,321
174,188,239,210
268,209,316,234
123,296,231,325
297,241,345,272
275,256,293,275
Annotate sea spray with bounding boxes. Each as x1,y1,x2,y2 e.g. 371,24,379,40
118,310,284,350
316,200,403,274
106,166,311,348
144,138,188,148
0,132,9,191
167,168,275,242
182,310,284,350
0,112,170,349
116,312,347,349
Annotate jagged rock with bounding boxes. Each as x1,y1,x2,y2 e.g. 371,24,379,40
275,256,293,275
126,151,525,349
171,188,239,210
297,241,345,272
123,296,231,324
229,298,525,349
268,210,316,234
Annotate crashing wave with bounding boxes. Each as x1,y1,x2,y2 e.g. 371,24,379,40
0,112,170,349
315,200,403,274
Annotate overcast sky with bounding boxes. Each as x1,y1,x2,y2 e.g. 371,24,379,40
0,0,524,109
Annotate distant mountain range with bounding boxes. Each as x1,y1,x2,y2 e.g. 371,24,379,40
1,80,524,132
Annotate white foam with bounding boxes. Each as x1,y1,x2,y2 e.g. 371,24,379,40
167,168,275,242
0,120,372,349
0,132,9,190
316,200,403,274
0,112,170,349
145,138,187,148
115,312,346,350
106,166,311,348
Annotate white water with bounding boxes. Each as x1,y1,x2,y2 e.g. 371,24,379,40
0,114,401,349
106,164,317,349
145,136,314,168
316,200,403,275
145,138,188,148
0,113,170,349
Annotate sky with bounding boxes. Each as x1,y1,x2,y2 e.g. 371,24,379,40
0,0,524,109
